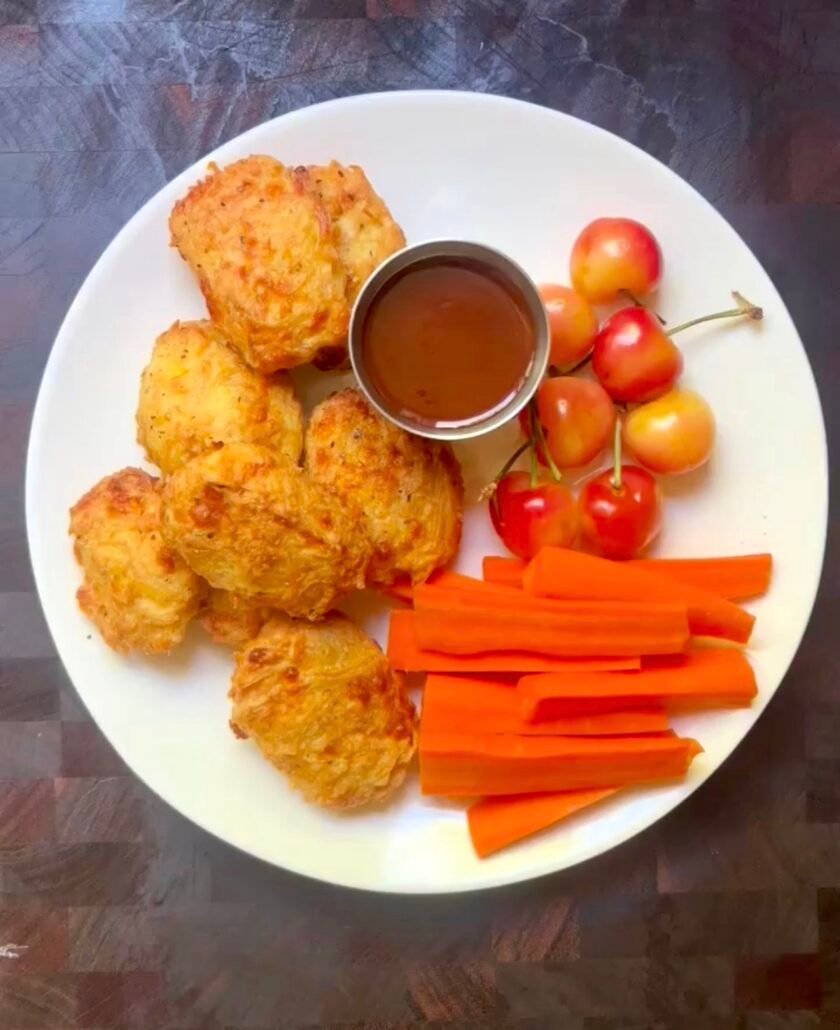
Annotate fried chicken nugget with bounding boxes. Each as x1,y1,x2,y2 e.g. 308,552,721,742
69,468,204,655
161,442,370,619
230,612,417,808
199,589,273,648
169,156,349,372
296,161,405,302
136,320,303,474
305,389,464,586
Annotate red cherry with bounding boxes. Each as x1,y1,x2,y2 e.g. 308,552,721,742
578,465,662,560
491,471,578,560
592,306,683,403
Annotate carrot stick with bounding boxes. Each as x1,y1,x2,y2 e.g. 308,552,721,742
482,556,526,588
468,788,618,857
412,599,690,658
415,582,595,614
519,649,757,720
422,674,668,736
387,611,642,673
629,554,773,601
484,553,773,601
524,547,755,644
420,731,702,795
424,570,516,593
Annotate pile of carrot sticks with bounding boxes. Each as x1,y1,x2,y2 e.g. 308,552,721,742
386,548,772,857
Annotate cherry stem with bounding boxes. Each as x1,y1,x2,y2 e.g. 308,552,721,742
529,437,538,488
485,437,531,517
667,291,763,337
494,439,530,487
611,413,623,492
529,400,563,483
621,289,666,325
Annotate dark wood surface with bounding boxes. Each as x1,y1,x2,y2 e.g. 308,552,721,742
1,1,837,1026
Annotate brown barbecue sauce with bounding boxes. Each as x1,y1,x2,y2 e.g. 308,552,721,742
360,258,536,427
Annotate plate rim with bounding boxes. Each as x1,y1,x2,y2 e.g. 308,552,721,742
25,89,830,894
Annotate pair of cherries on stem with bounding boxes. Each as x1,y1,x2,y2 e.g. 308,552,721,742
490,412,659,562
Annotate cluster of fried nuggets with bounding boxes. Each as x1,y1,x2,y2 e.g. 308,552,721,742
69,156,465,809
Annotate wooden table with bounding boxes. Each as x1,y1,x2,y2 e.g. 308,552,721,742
1,2,837,1026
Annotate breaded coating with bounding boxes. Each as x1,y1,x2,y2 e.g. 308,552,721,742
296,161,405,302
230,612,417,808
169,156,349,372
69,468,204,655
305,389,464,586
161,442,370,619
199,589,272,648
136,319,303,474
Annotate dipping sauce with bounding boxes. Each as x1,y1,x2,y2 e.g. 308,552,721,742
360,258,536,427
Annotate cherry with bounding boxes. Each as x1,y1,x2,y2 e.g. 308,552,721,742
570,217,662,304
491,471,578,560
578,419,662,559
538,284,598,370
592,306,682,403
623,388,715,475
535,377,615,469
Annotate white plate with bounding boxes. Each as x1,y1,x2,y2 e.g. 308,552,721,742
26,92,828,893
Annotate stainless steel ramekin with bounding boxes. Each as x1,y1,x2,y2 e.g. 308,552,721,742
348,240,549,442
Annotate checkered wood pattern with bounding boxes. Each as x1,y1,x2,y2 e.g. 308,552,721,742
0,0,838,1025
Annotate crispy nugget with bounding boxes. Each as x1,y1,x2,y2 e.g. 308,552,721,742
161,442,370,619
69,468,204,655
296,161,405,302
169,156,349,372
230,612,417,808
305,389,464,586
136,320,303,474
199,589,272,648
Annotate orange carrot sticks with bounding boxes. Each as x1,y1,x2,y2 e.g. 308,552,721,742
421,674,668,736
629,554,773,601
420,731,702,795
468,788,618,857
412,599,690,658
524,547,755,644
519,649,757,720
387,610,641,673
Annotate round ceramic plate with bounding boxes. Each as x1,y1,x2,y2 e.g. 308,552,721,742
27,92,827,893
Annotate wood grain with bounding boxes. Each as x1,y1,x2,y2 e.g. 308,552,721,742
0,0,837,1025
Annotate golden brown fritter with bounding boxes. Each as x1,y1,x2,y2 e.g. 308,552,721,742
169,156,349,372
305,389,464,587
136,319,303,474
229,612,417,808
296,161,405,302
199,589,272,648
69,468,204,655
160,442,370,619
